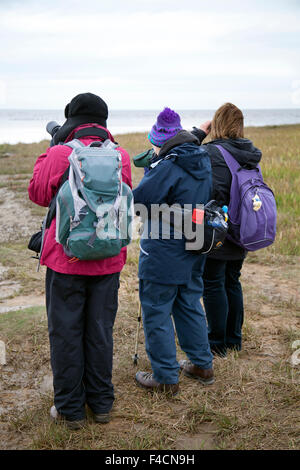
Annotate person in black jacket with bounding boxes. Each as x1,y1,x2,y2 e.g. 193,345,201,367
192,103,262,357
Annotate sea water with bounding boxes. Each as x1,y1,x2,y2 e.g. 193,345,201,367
0,108,300,144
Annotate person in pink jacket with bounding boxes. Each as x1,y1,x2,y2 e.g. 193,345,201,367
28,93,132,429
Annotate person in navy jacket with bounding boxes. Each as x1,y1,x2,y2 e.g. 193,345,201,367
133,108,214,394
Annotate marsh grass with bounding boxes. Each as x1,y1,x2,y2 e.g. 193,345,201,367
0,125,299,450
119,125,300,256
1,272,299,450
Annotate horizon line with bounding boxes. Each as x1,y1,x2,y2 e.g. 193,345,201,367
0,107,300,112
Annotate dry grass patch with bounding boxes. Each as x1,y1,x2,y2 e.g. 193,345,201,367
0,126,299,450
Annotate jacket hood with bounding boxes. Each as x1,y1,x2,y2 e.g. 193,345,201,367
159,130,199,157
52,116,108,145
156,130,211,180
207,137,262,168
64,123,114,143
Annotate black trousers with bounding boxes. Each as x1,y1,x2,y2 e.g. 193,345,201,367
45,268,120,421
203,258,244,356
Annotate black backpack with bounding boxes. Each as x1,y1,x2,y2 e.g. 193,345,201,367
185,200,228,255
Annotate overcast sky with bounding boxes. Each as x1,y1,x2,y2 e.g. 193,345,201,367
0,0,300,110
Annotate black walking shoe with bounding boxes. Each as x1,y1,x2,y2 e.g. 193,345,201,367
210,345,227,358
93,412,111,424
226,343,241,352
50,406,85,430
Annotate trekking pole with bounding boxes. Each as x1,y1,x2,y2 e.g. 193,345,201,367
133,303,142,365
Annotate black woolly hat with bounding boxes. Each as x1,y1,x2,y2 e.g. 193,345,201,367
53,92,108,144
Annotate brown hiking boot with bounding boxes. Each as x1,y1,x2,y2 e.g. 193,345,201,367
179,360,214,385
135,371,179,396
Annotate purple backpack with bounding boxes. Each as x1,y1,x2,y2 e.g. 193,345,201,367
215,145,277,251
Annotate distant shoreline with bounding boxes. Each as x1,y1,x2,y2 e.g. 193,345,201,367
1,107,300,112
1,108,300,145
1,123,300,147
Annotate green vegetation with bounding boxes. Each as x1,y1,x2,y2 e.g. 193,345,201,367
0,306,45,339
0,125,299,450
244,125,300,256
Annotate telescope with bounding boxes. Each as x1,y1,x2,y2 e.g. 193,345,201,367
46,121,61,137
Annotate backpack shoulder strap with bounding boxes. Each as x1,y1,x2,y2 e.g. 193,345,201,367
215,144,262,177
64,139,85,150
214,145,240,174
101,139,118,150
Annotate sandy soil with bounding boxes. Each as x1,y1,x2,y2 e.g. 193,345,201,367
0,186,38,244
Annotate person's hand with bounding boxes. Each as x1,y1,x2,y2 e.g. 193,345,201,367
199,120,211,135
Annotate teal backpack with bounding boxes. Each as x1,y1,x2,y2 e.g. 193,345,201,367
55,139,133,260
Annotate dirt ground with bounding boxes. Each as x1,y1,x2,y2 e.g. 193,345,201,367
0,172,299,450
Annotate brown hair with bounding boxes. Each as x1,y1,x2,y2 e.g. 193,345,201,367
210,103,244,140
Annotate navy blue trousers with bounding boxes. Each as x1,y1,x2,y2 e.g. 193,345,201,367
203,258,244,356
45,268,120,421
139,259,213,384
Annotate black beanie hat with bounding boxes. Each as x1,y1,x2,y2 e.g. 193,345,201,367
52,92,109,145
64,92,108,123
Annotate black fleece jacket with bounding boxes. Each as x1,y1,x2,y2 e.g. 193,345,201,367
192,128,262,260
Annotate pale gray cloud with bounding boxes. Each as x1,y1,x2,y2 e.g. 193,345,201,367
0,0,299,109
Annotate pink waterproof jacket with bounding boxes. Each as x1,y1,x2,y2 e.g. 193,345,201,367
28,124,132,275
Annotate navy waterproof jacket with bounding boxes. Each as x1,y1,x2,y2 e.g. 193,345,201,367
133,131,212,285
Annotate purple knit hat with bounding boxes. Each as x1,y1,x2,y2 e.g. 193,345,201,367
148,107,182,147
